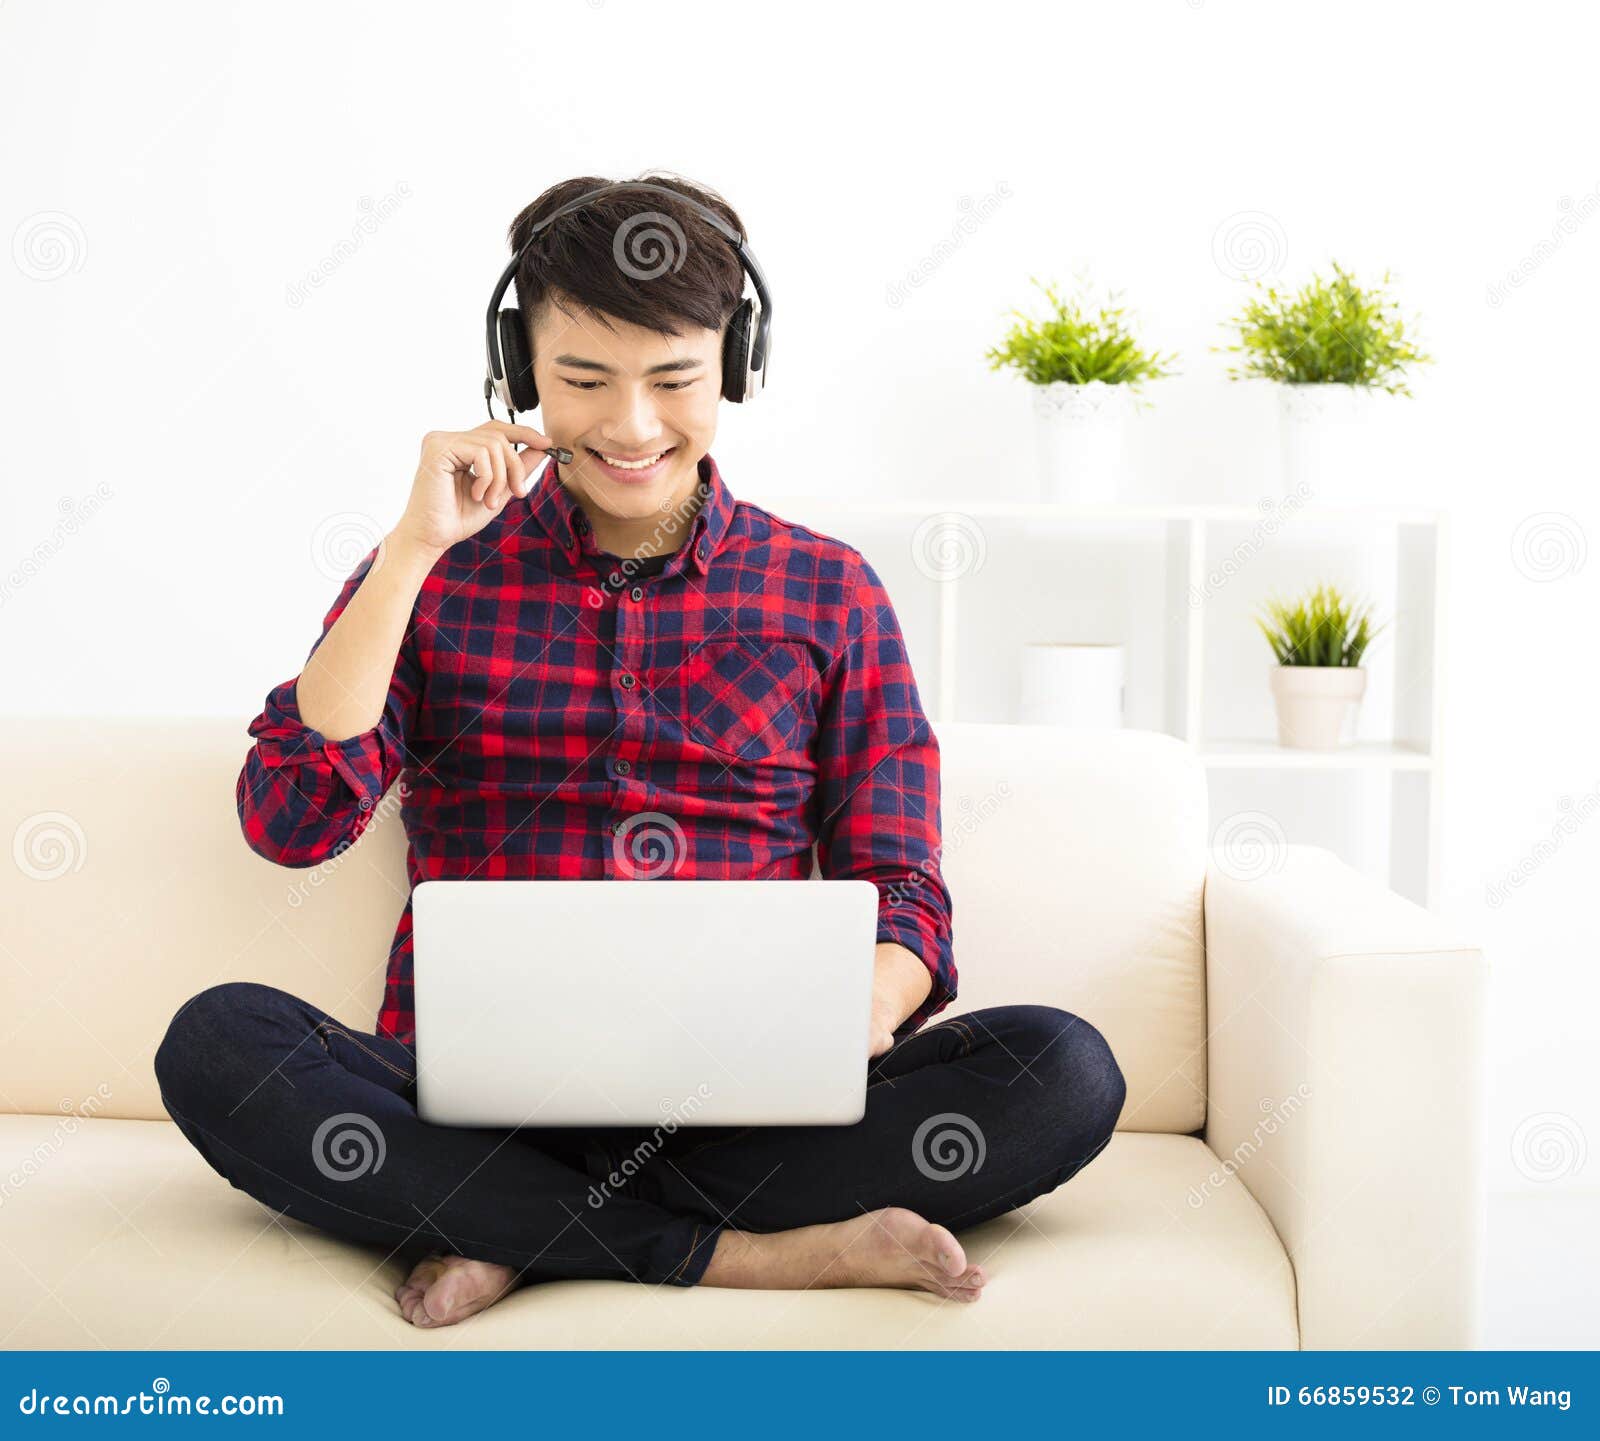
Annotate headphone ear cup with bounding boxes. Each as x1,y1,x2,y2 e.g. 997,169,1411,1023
721,299,754,403
497,308,539,413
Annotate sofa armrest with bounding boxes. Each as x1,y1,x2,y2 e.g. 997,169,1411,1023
1203,844,1489,1350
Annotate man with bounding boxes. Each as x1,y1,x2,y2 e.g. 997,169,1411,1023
153,173,1126,1330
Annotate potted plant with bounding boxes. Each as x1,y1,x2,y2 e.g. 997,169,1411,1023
1255,582,1386,750
987,277,1176,503
1220,262,1432,501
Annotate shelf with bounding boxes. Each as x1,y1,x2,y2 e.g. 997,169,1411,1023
1195,739,1433,771
748,488,1447,910
755,496,1445,526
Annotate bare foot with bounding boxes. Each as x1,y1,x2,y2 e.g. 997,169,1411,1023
701,1206,987,1302
394,1251,523,1328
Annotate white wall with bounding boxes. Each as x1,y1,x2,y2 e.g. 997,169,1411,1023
2,0,1595,1194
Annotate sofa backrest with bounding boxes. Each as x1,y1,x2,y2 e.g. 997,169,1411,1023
0,717,1208,1132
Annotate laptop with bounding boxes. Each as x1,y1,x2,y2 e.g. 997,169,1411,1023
410,878,880,1128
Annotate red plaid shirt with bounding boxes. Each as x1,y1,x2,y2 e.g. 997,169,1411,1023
237,453,956,1045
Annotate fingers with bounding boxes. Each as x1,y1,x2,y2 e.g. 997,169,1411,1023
482,420,555,448
486,442,507,506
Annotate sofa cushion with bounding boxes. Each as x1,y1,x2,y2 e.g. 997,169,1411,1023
0,1117,1295,1349
0,717,1207,1134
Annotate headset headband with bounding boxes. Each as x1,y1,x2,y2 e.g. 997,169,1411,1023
484,180,772,416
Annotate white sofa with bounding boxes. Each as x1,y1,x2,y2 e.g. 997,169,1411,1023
0,717,1488,1349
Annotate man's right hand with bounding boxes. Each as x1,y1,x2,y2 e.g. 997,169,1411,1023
392,420,558,556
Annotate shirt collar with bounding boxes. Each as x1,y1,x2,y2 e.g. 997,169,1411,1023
528,451,735,579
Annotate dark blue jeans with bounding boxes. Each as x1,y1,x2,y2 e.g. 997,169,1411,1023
153,982,1125,1287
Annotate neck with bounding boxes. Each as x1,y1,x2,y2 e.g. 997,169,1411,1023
558,464,706,563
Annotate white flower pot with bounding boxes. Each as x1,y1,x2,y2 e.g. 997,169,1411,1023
1276,382,1378,503
1268,664,1368,750
1034,381,1133,504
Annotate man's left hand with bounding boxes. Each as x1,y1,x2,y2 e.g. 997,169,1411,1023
868,999,899,1059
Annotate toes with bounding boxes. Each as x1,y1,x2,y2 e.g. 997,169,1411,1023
926,1224,966,1277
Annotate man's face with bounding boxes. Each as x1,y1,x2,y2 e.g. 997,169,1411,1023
530,293,722,535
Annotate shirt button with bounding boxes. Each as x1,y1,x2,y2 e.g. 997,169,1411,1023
604,819,618,834
614,758,631,775
619,673,635,689
630,586,643,602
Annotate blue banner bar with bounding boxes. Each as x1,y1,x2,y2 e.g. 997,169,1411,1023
0,1351,1590,1433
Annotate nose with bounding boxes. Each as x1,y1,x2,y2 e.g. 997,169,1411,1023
600,382,677,452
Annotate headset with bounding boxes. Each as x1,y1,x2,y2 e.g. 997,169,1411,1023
484,181,773,420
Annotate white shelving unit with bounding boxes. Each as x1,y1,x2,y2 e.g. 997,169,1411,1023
758,497,1448,912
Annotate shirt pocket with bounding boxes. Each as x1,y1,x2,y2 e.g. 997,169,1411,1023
678,637,820,763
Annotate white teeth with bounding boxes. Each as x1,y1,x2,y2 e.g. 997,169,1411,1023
597,449,668,470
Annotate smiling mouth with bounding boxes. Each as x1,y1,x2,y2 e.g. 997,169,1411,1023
587,446,676,470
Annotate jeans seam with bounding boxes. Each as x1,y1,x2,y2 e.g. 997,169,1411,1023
672,1125,756,1162
670,1224,703,1283
315,1020,415,1081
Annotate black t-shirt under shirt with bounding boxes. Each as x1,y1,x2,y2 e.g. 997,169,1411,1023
590,548,673,589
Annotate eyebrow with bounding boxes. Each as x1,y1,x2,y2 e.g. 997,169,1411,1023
552,353,705,376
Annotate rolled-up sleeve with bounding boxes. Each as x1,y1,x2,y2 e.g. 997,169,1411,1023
237,544,424,868
814,552,956,1031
